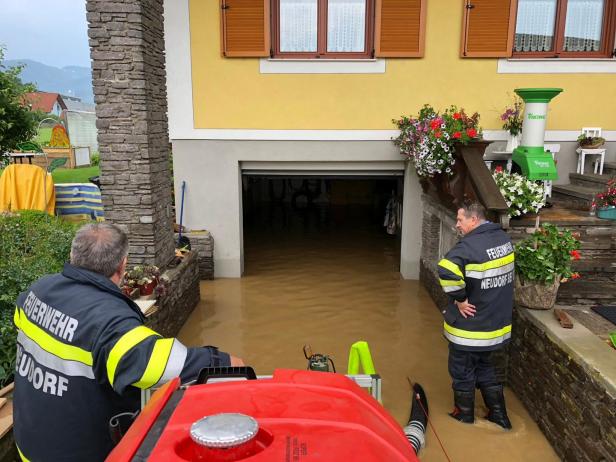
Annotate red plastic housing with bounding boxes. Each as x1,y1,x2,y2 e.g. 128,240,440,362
107,369,418,462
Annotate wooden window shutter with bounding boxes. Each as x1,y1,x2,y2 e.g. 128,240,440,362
220,0,270,57
460,0,517,57
375,0,427,57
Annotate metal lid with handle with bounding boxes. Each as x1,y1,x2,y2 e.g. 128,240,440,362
190,413,259,449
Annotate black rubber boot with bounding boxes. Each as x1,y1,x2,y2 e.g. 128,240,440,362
449,390,474,424
480,384,512,430
409,383,429,427
404,383,429,455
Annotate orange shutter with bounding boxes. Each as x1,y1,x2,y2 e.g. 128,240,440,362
220,0,270,57
375,0,426,57
460,0,517,57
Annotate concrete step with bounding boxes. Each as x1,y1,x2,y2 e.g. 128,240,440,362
569,172,614,189
552,183,596,200
551,184,597,210
604,162,616,175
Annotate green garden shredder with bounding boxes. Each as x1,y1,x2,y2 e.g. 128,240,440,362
512,88,563,181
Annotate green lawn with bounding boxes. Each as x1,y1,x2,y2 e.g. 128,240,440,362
35,128,52,146
52,166,100,184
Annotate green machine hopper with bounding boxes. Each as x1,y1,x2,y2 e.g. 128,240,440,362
512,88,563,180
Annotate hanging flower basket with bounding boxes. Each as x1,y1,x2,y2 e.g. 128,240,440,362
514,274,561,310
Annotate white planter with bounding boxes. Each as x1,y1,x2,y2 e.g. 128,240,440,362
505,133,521,152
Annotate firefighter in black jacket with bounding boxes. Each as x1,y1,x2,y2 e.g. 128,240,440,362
13,223,244,461
438,202,513,430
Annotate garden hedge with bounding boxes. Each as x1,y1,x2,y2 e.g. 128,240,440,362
0,211,76,386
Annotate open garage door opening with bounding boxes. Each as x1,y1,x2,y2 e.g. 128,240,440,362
241,175,404,277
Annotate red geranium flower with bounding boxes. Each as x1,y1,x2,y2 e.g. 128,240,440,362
495,166,503,173
571,272,581,279
453,113,461,120
453,131,461,139
570,250,581,260
466,128,477,138
434,131,442,138
430,120,441,130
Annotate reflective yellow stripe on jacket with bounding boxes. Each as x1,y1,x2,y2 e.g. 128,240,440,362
444,322,512,348
14,307,93,366
132,337,174,389
107,326,159,387
438,258,464,278
465,253,514,279
17,445,30,462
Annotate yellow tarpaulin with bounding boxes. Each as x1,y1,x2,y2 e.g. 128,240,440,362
0,164,56,215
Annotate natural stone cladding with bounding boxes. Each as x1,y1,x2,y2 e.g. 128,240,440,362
146,251,200,338
87,0,174,267
174,232,215,280
510,308,616,462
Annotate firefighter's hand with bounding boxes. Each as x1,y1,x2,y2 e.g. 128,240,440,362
455,299,476,318
230,355,245,366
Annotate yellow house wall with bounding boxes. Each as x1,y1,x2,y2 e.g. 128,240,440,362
189,0,616,131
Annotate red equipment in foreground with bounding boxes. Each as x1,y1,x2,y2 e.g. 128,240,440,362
106,369,419,461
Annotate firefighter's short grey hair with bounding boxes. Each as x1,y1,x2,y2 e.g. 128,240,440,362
70,223,129,277
460,200,486,221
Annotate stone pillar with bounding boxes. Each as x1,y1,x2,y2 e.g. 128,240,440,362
87,0,174,266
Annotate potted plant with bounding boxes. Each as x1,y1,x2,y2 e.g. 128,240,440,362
123,265,160,297
514,224,581,310
393,104,481,178
592,178,616,220
493,167,545,217
577,133,605,149
501,96,524,151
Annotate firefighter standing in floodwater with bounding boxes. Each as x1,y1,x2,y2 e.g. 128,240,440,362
437,201,514,430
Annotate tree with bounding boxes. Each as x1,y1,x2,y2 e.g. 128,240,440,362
0,48,38,158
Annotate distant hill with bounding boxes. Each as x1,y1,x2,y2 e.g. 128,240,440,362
6,59,93,104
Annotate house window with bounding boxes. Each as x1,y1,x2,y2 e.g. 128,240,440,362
273,0,374,58
220,0,426,59
513,0,616,57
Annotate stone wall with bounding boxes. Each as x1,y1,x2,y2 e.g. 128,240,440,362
146,251,200,337
175,232,214,280
87,0,175,267
509,308,616,462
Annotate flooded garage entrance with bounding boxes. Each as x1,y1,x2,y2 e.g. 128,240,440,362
179,175,558,461
241,176,404,275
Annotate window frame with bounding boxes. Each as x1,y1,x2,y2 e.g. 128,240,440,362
271,0,376,59
511,0,616,58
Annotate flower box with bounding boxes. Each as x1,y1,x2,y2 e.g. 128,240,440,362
597,206,616,220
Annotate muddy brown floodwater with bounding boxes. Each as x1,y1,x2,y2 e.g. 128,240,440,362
179,204,559,461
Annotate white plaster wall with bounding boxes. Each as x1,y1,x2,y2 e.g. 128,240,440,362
172,140,422,279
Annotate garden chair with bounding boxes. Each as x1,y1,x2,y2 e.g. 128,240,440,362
576,128,606,175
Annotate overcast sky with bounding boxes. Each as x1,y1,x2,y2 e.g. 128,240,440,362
0,0,91,68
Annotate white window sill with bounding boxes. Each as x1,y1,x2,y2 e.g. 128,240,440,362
498,58,616,73
259,58,386,74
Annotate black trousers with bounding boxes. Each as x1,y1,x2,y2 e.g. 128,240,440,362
448,344,499,392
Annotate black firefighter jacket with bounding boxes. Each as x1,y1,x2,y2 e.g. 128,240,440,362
13,263,230,462
437,222,514,352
